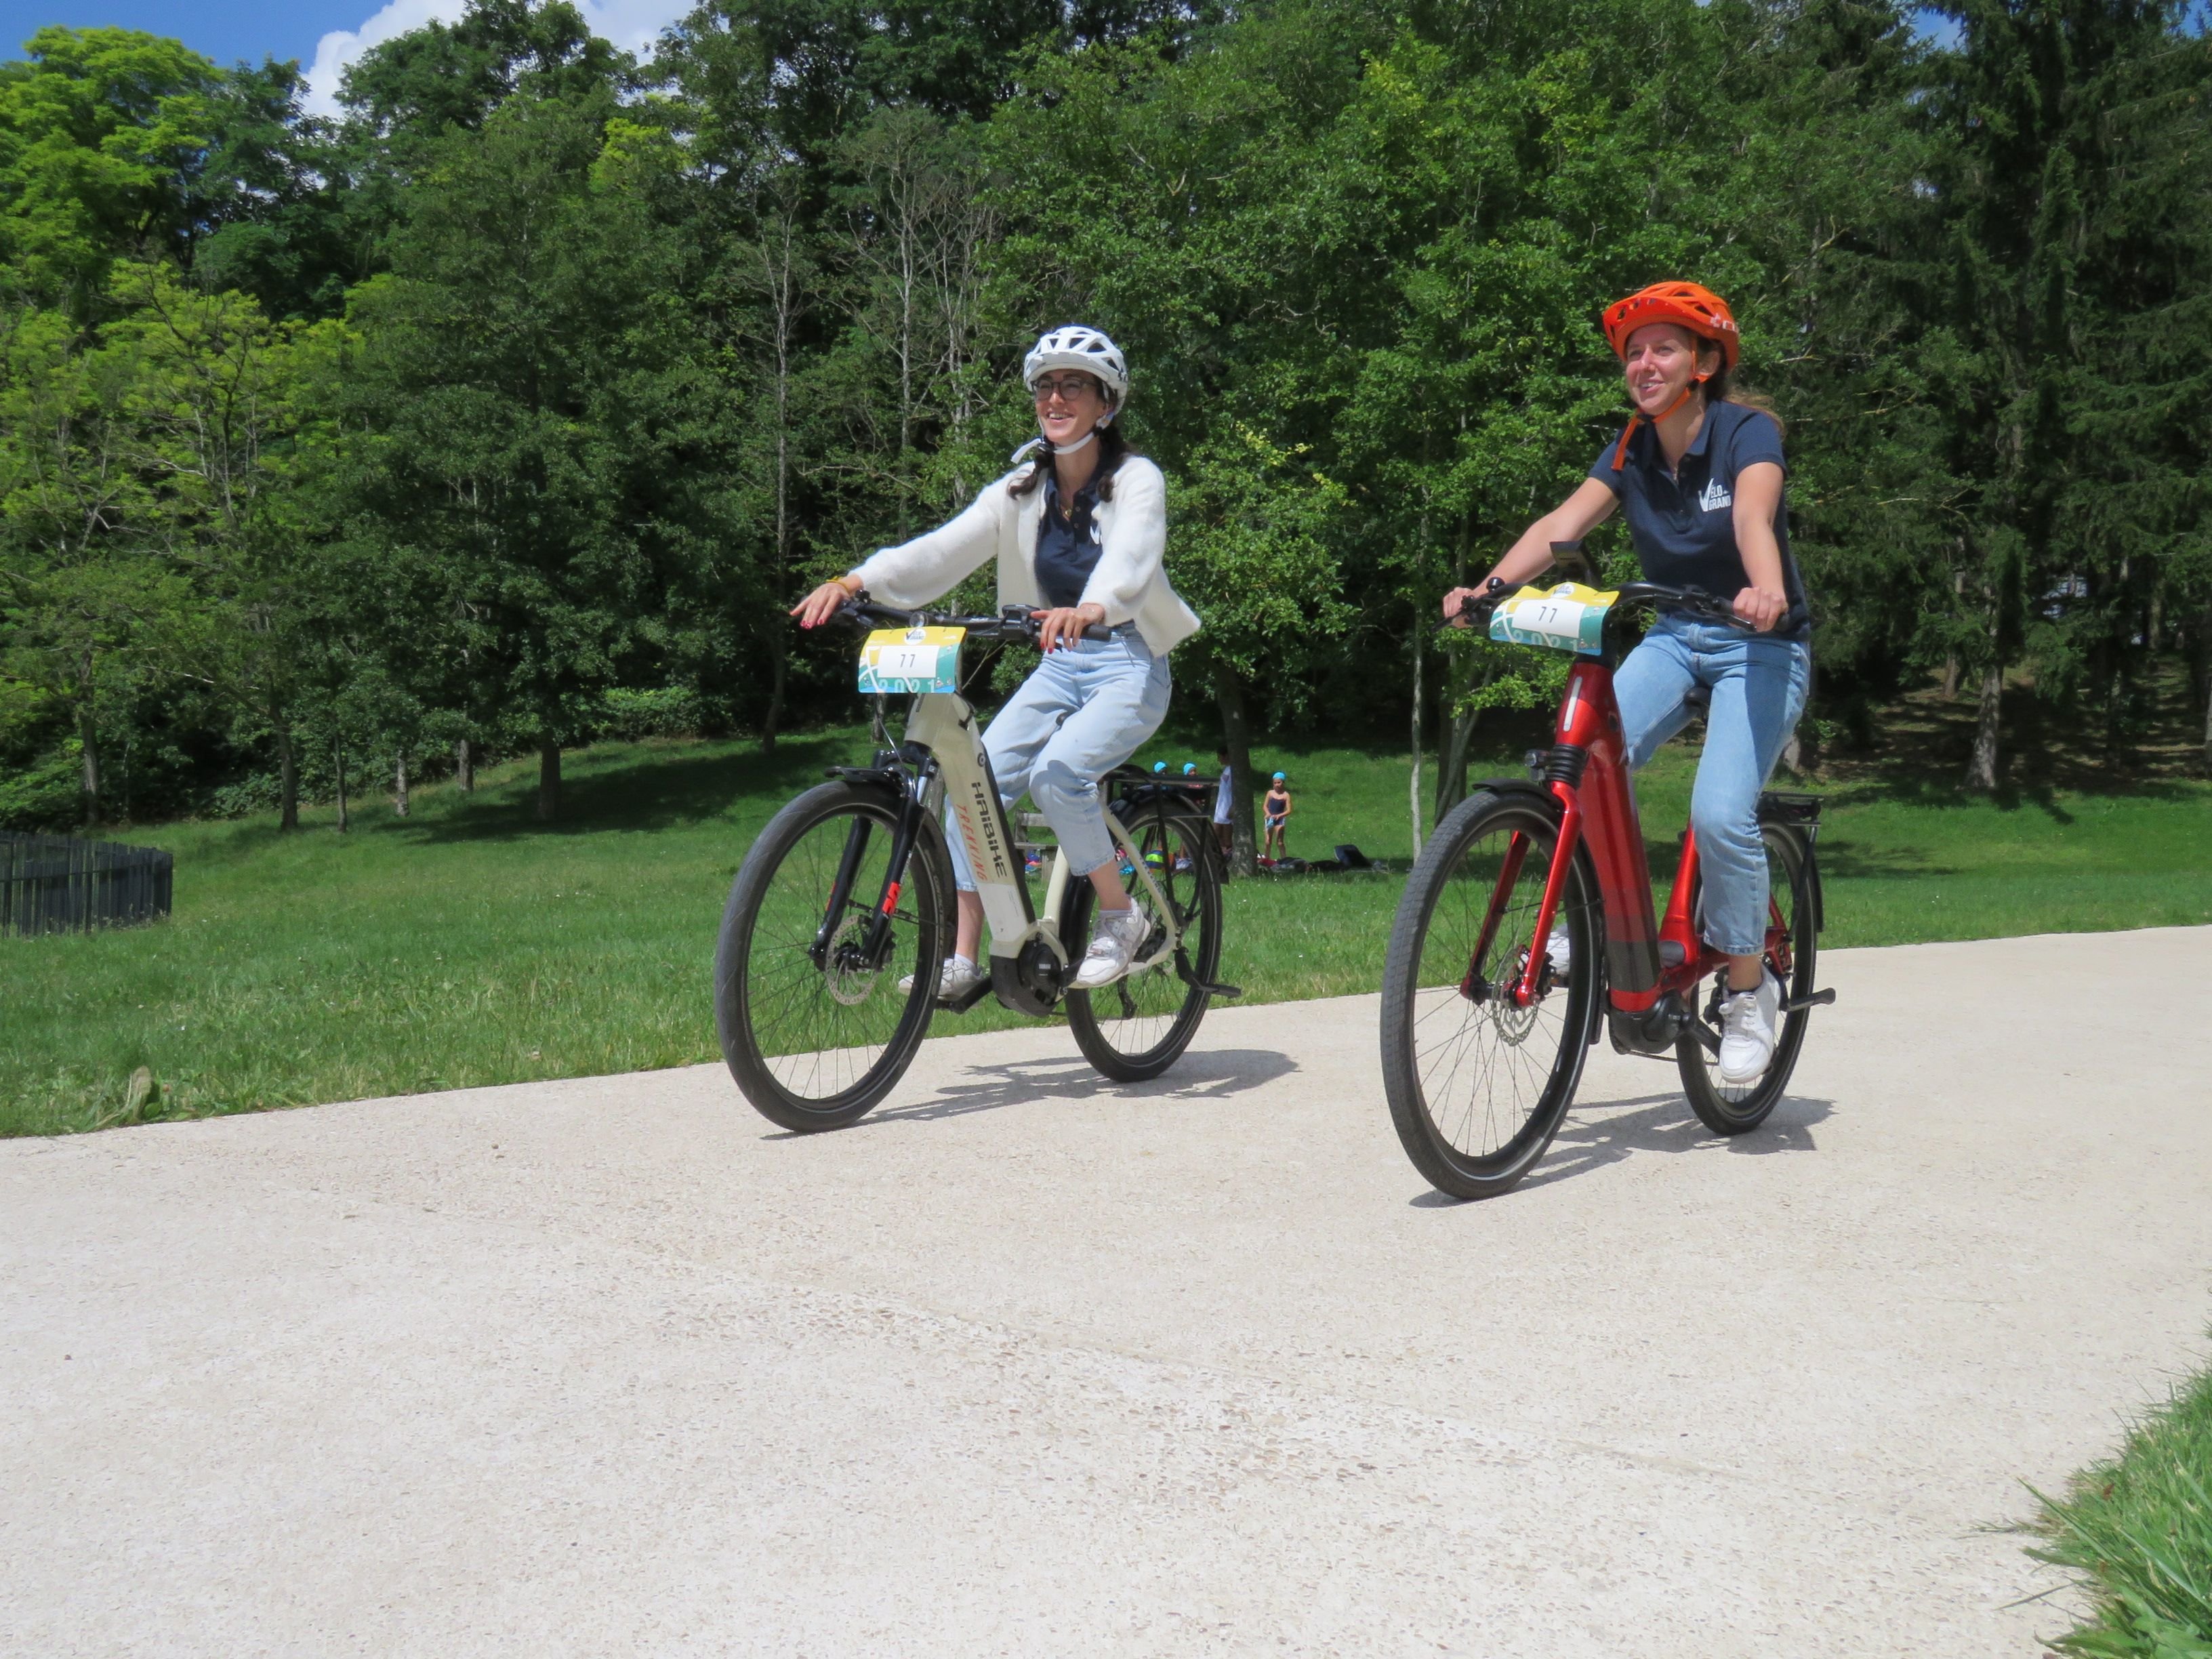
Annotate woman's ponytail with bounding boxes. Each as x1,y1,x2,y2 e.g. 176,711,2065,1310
1703,361,1785,436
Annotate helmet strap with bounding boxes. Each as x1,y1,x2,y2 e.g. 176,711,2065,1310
1610,380,1704,472
1009,427,1101,470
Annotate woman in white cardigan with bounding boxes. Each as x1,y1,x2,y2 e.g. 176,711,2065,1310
792,325,1201,1000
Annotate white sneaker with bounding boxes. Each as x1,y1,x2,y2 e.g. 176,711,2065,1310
1073,906,1152,989
1544,929,1572,979
1716,970,1782,1084
899,954,985,1003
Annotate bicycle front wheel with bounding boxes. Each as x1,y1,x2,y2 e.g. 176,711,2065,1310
1065,804,1222,1082
714,781,948,1132
1379,789,1601,1200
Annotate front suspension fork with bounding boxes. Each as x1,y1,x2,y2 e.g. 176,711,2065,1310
811,779,930,970
1513,781,1584,1007
1458,781,1584,1008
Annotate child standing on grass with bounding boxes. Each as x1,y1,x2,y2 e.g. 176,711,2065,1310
1262,772,1292,861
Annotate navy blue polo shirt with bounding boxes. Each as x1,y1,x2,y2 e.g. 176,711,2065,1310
1036,462,1109,609
1589,401,1809,638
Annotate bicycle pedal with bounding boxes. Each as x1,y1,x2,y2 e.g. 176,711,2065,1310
942,975,996,1015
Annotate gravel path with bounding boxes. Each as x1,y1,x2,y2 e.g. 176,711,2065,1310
6,927,2209,1657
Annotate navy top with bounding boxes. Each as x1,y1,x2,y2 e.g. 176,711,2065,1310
1588,401,1809,638
1035,462,1109,610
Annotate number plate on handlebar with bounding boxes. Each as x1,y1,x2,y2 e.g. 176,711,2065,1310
858,626,964,694
1490,583,1618,657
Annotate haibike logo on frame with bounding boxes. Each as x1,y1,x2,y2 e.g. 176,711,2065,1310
967,773,1010,880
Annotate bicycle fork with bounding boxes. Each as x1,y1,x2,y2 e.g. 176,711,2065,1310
1460,778,1584,1011
811,770,931,974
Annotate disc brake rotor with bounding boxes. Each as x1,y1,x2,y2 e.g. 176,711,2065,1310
822,914,880,1006
1488,951,1542,1044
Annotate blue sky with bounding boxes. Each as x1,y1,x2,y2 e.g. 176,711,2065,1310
1,0,364,69
2,0,688,110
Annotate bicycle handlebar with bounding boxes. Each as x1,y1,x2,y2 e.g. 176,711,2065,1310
838,597,1115,644
1448,578,1744,630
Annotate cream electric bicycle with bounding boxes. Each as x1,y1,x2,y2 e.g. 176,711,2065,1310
714,601,1235,1132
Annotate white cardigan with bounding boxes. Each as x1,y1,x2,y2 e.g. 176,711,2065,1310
850,455,1202,655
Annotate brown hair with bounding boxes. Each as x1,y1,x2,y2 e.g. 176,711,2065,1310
1697,343,1784,436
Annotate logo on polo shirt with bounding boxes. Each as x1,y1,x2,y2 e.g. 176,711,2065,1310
1698,478,1733,513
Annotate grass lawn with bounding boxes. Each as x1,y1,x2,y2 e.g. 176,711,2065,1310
2033,1357,2212,1657
3,717,2210,1136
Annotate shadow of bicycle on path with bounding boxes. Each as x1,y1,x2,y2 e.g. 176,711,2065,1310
766,1046,1300,1137
1409,1087,1834,1205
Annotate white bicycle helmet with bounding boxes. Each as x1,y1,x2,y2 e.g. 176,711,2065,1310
1022,325,1129,404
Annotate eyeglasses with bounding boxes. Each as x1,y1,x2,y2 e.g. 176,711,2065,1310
1031,375,1099,403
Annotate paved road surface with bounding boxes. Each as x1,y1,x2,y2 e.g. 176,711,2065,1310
6,928,2210,1657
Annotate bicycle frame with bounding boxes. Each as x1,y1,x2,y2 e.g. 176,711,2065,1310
824,688,1185,1012
1486,657,1789,1022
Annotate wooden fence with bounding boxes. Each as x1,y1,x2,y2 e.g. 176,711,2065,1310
0,834,173,938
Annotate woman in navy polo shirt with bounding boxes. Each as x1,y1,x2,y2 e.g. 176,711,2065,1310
1442,281,1812,1084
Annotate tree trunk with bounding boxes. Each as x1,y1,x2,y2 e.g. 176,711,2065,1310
394,750,410,817
276,726,299,832
454,737,474,793
77,698,100,827
1435,518,1475,824
1940,567,1966,698
1408,632,1425,860
335,743,349,833
762,630,787,756
1964,664,2003,792
537,741,561,821
1215,672,1258,878
1437,708,1478,824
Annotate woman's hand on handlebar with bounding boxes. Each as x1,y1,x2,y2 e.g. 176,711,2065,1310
1033,602,1106,654
1441,586,1484,628
1731,586,1789,633
792,577,860,630
1441,577,1509,628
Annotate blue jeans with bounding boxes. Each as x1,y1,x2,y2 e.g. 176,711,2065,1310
1613,615,1812,958
947,630,1172,890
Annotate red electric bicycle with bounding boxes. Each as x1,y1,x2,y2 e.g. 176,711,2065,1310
1378,558,1832,1200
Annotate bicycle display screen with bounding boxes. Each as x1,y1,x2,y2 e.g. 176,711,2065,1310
1490,583,1618,656
857,626,965,695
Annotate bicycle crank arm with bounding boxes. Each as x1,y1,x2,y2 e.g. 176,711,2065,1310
1175,949,1242,998
1780,988,1837,1013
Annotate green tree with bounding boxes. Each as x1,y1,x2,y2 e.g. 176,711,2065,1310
342,89,707,818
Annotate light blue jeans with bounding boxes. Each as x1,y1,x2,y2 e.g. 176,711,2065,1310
947,629,1172,890
1614,614,1813,957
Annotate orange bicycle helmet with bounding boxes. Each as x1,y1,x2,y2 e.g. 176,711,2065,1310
1601,281,1741,469
1601,281,1740,369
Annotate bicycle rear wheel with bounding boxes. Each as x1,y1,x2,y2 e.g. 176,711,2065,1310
714,781,947,1131
1379,790,1601,1200
1065,805,1222,1082
1676,825,1816,1134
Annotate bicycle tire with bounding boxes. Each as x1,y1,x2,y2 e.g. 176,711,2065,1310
715,780,949,1132
1676,825,1817,1134
1064,804,1223,1082
1380,789,1601,1200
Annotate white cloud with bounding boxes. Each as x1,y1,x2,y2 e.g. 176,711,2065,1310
303,0,693,117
